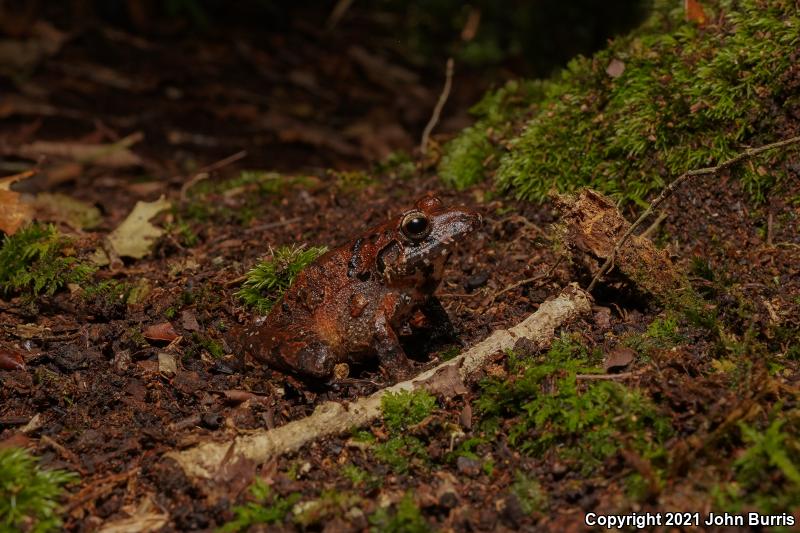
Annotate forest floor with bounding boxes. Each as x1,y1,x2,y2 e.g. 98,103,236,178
1,5,799,533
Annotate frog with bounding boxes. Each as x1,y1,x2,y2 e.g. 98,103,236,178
244,194,482,381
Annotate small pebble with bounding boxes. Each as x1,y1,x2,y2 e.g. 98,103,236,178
201,412,223,430
464,271,490,291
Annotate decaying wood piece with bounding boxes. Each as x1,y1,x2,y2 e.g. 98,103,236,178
166,284,592,481
553,189,691,305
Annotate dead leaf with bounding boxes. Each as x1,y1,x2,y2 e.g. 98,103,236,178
8,132,145,168
604,346,636,373
105,195,170,259
0,347,26,370
32,193,101,230
143,322,179,342
685,0,707,25
420,364,468,398
222,390,270,404
180,310,200,332
606,58,626,78
97,497,168,533
158,352,178,376
0,21,66,74
0,170,35,235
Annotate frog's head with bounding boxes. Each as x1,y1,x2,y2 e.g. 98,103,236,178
378,195,481,285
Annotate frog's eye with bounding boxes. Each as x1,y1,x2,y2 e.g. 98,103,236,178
401,211,430,241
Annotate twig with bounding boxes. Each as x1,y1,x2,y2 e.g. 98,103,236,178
587,135,800,292
179,150,247,201
62,468,140,513
167,285,592,481
326,0,354,30
766,212,774,246
484,257,563,308
80,131,144,164
0,168,37,184
576,372,634,380
640,212,668,240
420,58,454,155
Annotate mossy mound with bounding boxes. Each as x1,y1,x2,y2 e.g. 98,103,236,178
440,0,800,205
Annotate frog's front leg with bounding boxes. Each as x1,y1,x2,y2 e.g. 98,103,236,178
373,295,414,379
421,296,461,345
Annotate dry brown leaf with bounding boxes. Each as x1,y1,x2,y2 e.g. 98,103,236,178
604,346,636,372
685,0,708,25
0,170,35,235
12,138,143,168
97,497,168,533
143,322,179,342
31,193,101,230
0,347,26,371
0,21,67,74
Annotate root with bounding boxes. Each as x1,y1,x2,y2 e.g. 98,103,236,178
165,284,592,481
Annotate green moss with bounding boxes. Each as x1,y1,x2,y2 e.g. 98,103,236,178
180,170,312,225
373,435,429,475
292,490,362,528
368,492,429,533
713,410,800,515
0,447,77,533
373,151,416,181
236,245,328,314
219,479,301,532
438,79,543,189
444,0,800,205
0,224,94,297
510,472,547,514
368,390,438,474
624,314,685,355
331,170,376,192
81,279,132,306
381,390,437,432
476,336,671,475
341,464,376,487
188,333,225,359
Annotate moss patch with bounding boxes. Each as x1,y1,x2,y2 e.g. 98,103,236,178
475,336,672,476
441,0,800,205
0,223,94,298
219,479,301,532
0,447,77,533
236,244,328,314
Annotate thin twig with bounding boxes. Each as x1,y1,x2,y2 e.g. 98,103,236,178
484,257,563,308
766,212,774,246
587,135,800,292
326,0,354,30
179,150,247,201
576,372,634,380
420,58,454,155
640,212,668,240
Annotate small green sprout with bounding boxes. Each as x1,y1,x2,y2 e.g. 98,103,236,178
0,447,77,533
368,492,428,533
219,479,300,532
236,245,328,314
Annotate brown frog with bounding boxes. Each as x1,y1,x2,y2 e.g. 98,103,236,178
244,195,482,380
